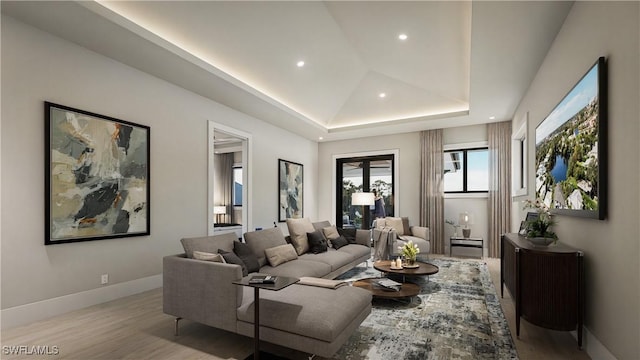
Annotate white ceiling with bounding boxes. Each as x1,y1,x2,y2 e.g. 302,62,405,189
1,1,573,141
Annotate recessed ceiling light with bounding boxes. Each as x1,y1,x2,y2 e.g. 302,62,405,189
318,136,324,140
398,33,408,41
489,116,496,120
379,93,387,98
296,60,305,67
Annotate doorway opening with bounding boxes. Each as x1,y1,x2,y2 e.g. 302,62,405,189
208,122,251,237
336,154,395,230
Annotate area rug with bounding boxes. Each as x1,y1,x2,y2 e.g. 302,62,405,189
332,258,518,360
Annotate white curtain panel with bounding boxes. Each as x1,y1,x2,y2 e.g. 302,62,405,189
488,121,512,258
420,129,445,254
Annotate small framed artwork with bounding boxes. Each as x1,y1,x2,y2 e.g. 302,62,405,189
278,159,303,222
45,102,150,245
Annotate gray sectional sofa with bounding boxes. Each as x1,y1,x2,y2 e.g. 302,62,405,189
163,220,373,357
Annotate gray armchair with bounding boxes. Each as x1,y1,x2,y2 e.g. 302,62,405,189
372,217,430,260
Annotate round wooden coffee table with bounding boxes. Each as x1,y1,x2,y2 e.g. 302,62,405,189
352,278,420,299
373,260,439,277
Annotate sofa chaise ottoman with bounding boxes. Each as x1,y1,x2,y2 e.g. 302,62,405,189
163,222,372,357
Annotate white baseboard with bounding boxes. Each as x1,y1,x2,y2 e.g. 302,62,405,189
572,327,617,360
1,274,162,330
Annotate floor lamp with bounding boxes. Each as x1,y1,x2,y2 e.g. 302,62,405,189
351,192,375,230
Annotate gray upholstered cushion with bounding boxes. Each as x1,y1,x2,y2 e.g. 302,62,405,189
410,226,429,240
298,249,354,271
336,244,371,259
180,232,236,258
237,284,372,342
265,244,298,267
385,217,405,235
258,259,331,278
286,218,314,255
401,217,411,236
312,220,332,231
374,218,387,229
244,228,288,267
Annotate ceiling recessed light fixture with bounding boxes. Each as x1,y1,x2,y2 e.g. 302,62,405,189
398,33,408,41
318,136,324,140
296,60,305,67
379,93,387,98
489,116,496,120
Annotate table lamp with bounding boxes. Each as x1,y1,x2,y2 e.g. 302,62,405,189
459,211,473,238
214,205,226,224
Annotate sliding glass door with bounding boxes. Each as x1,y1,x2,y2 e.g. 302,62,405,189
336,155,394,229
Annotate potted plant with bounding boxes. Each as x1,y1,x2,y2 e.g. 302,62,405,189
398,241,419,266
522,199,558,246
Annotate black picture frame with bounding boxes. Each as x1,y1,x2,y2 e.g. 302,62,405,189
534,57,607,220
45,102,150,245
278,159,303,222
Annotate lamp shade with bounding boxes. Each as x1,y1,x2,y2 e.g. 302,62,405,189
214,206,227,215
459,212,474,226
351,192,375,206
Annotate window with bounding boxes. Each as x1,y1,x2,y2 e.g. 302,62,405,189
336,154,394,229
233,167,242,206
511,114,528,196
444,148,488,193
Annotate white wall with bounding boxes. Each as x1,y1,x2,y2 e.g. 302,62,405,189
0,15,317,322
511,2,639,359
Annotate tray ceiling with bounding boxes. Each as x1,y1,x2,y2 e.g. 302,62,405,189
1,1,573,141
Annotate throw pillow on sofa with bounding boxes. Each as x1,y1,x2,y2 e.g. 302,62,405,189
401,217,411,236
286,218,314,255
331,235,349,250
233,241,260,273
264,244,298,267
218,249,248,276
322,226,340,248
193,251,226,263
385,217,405,235
337,227,357,244
244,228,288,267
180,232,236,258
307,230,328,254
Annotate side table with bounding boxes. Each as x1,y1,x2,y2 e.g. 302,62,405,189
234,275,299,360
450,236,483,258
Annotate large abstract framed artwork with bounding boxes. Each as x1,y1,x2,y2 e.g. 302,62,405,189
278,159,303,222
535,57,607,220
45,102,150,245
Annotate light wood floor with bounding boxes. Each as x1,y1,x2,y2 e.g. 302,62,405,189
1,257,590,360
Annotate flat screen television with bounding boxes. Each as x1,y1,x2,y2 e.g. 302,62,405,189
535,57,607,220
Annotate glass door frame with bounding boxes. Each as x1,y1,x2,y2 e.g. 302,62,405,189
333,150,399,229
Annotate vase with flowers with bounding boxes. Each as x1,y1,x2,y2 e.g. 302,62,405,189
398,240,419,266
522,198,558,246
445,219,460,237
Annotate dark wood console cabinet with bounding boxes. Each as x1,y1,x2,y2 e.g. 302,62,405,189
501,233,584,347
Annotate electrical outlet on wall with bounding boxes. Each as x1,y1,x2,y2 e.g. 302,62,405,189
101,274,109,285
